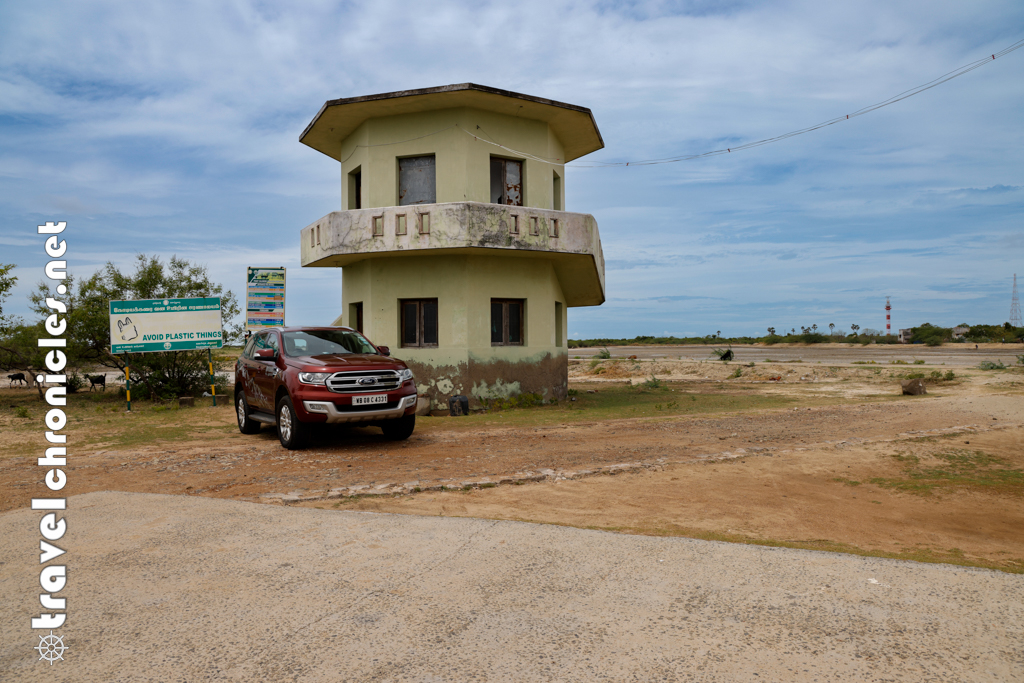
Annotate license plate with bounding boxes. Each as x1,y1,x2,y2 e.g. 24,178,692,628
352,394,388,406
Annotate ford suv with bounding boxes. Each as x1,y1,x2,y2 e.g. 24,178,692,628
234,326,417,449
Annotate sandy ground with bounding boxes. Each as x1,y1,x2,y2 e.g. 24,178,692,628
570,342,1024,367
2,491,1022,682
2,353,1022,570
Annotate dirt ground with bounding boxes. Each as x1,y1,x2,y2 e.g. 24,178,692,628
2,346,1023,572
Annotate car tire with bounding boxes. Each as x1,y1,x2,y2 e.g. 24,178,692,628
276,395,308,450
381,413,415,441
236,392,261,434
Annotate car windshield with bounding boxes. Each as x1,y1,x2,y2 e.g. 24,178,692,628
282,330,378,357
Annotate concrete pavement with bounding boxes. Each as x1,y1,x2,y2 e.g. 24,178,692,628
2,491,1021,681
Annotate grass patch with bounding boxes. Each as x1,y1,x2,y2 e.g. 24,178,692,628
831,477,861,486
421,383,800,432
870,449,1024,496
0,388,237,460
561,522,1024,574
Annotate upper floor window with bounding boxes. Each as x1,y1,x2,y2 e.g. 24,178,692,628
399,156,436,206
490,158,522,206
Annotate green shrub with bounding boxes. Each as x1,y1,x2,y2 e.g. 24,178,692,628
641,375,663,389
596,347,611,359
66,372,86,393
14,406,29,418
979,361,1005,370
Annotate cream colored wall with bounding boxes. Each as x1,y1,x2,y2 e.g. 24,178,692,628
338,107,567,211
341,252,566,357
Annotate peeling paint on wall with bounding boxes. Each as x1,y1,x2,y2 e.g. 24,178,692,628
404,351,567,409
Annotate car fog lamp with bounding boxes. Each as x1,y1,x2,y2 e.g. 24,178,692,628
299,372,332,385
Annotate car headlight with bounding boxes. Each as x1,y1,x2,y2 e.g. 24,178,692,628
399,368,414,382
298,372,332,385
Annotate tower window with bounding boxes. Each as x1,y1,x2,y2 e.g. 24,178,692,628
491,299,524,346
490,158,523,206
398,156,436,206
400,299,438,347
348,168,362,210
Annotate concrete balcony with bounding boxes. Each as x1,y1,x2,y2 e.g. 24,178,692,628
300,202,605,307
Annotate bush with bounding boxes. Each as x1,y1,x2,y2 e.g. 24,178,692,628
66,372,86,394
641,375,663,389
979,361,1005,370
596,347,611,359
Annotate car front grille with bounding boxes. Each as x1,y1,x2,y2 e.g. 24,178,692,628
326,370,402,393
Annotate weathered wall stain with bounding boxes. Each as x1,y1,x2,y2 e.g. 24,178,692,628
405,351,567,409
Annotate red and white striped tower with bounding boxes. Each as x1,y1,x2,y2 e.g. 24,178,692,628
885,296,891,336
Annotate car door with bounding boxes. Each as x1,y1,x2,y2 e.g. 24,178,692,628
252,331,281,412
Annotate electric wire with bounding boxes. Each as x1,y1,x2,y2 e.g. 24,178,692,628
338,124,459,164
571,37,1024,167
330,37,1023,169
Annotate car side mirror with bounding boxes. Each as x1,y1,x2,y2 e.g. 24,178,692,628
377,346,390,357
255,348,277,360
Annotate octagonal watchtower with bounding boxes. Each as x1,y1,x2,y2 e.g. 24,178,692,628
299,83,605,407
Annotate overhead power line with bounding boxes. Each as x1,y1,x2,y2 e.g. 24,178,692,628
569,37,1024,168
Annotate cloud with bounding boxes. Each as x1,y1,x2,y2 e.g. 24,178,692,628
2,0,1023,333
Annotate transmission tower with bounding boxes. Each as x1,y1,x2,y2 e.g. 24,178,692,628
1011,274,1022,327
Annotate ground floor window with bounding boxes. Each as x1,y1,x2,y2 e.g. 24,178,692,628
491,299,524,345
401,299,438,347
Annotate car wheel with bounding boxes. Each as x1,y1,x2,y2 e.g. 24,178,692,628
381,413,415,441
236,393,261,434
276,395,308,449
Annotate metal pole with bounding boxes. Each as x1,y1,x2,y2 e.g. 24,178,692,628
208,348,217,407
124,365,131,412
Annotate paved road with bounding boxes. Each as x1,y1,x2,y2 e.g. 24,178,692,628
571,343,1024,367
2,492,1021,682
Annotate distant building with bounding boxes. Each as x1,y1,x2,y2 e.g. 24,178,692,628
951,326,970,340
898,328,913,344
297,84,606,408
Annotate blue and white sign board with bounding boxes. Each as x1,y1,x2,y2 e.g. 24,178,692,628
109,298,223,354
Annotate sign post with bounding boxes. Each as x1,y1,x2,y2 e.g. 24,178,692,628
109,297,224,408
208,348,217,407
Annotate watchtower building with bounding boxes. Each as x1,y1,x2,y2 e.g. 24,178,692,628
298,83,606,407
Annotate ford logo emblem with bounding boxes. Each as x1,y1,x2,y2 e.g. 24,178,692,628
358,377,377,385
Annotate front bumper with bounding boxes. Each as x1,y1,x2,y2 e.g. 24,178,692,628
303,395,417,424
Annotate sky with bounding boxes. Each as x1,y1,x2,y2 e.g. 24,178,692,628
1,0,1022,339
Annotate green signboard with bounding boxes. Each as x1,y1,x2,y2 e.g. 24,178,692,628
109,297,223,354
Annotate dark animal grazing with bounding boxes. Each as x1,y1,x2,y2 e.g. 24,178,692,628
7,373,27,387
87,375,107,391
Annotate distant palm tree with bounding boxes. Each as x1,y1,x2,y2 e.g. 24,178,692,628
829,323,835,335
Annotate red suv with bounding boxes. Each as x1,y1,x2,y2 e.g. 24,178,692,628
234,326,418,449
